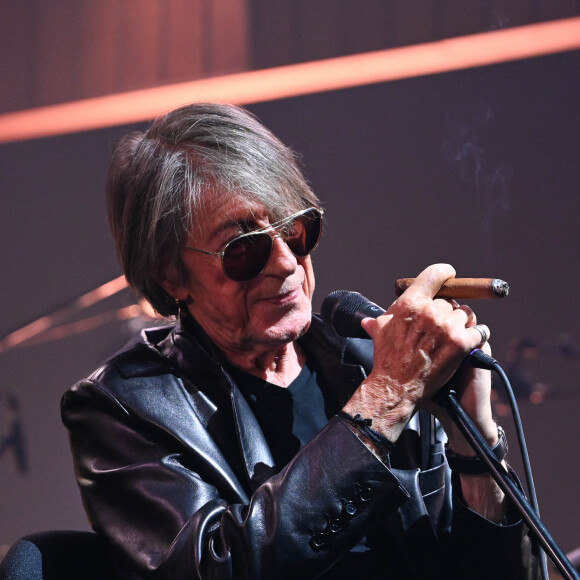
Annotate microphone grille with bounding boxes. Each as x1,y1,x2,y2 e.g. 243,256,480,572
321,290,369,337
320,290,350,325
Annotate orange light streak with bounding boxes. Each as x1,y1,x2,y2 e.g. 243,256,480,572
75,275,128,309
1,17,580,143
0,275,128,353
2,305,145,350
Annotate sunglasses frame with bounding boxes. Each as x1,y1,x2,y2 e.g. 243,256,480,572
183,206,324,282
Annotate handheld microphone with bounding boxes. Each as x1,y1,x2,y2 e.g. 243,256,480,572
320,290,385,339
320,290,497,369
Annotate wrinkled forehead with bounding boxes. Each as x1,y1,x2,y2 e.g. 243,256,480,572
190,190,302,244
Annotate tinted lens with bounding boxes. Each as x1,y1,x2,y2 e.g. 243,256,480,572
221,208,322,282
222,232,273,282
284,208,322,256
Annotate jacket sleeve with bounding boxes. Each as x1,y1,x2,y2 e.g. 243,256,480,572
61,378,409,580
447,470,540,580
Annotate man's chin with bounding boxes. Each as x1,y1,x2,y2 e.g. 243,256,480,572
244,315,312,350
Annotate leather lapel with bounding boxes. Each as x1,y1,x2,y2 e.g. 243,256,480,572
225,373,277,490
159,315,276,492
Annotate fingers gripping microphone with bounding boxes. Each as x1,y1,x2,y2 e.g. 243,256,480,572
321,290,497,369
320,290,385,339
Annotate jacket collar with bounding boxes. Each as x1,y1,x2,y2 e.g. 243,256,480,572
152,310,370,490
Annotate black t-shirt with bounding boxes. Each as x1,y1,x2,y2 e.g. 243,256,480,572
227,363,329,469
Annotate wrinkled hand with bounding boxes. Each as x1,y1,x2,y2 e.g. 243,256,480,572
343,263,505,519
344,264,492,441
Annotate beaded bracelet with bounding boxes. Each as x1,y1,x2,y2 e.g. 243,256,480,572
445,425,508,475
338,411,395,461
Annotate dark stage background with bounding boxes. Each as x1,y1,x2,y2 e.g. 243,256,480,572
1,50,579,555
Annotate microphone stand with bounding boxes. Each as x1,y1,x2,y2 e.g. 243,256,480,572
438,388,579,580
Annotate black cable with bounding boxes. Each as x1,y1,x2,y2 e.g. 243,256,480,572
469,349,549,580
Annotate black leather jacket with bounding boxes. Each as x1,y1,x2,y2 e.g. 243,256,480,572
61,314,537,579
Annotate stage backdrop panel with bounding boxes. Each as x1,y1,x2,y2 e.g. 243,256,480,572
1,50,579,556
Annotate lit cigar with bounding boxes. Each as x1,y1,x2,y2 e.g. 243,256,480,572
394,278,509,299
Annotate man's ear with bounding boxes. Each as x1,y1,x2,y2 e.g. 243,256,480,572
157,266,190,302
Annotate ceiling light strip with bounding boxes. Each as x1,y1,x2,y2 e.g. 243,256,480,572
1,16,579,143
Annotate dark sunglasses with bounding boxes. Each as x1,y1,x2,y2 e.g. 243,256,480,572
183,207,323,282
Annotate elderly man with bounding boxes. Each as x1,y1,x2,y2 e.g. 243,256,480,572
62,103,537,579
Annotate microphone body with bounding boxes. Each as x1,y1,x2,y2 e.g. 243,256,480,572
321,290,385,339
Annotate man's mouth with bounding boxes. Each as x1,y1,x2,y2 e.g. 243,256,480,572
263,286,300,305
259,278,305,305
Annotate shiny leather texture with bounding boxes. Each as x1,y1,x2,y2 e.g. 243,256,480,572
61,314,537,579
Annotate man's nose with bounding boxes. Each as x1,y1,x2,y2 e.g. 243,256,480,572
264,235,297,276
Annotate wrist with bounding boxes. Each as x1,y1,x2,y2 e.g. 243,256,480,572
338,411,395,462
444,417,498,457
344,379,416,441
445,425,508,475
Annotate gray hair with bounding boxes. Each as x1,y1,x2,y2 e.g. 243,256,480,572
106,102,320,317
